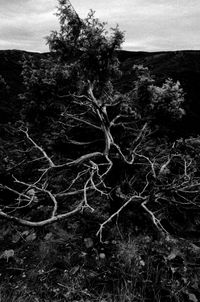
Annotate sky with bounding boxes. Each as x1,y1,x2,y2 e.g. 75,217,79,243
0,0,200,53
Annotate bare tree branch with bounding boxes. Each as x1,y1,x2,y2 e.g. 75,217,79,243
97,195,146,242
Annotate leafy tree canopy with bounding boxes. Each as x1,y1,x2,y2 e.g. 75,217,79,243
46,0,124,96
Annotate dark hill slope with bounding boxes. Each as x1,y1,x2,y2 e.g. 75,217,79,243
0,49,200,133
0,50,43,122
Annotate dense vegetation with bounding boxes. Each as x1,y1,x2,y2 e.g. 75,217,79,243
1,1,200,301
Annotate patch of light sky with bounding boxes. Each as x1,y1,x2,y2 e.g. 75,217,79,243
0,0,199,52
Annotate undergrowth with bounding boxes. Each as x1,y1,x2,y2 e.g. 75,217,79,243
0,218,200,302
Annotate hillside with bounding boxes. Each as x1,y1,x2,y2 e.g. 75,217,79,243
1,49,200,134
0,50,45,123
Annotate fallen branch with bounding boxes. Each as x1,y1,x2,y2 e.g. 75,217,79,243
97,195,146,242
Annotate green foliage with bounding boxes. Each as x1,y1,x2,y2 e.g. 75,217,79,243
20,55,66,124
20,3,124,125
129,65,185,127
47,0,124,95
150,78,185,121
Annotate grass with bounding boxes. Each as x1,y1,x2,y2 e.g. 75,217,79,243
0,218,200,302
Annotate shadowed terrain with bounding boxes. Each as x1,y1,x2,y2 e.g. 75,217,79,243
1,49,200,134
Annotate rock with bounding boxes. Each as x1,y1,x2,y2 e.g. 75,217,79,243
12,233,21,243
99,253,106,259
44,232,53,241
0,249,15,262
26,232,37,242
84,238,94,249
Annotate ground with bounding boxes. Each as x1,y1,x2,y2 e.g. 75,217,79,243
1,214,200,302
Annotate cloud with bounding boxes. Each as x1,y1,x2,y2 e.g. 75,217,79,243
0,0,200,52
0,0,58,51
1,0,55,15
72,0,200,51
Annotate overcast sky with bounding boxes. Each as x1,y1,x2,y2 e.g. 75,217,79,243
0,0,200,52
